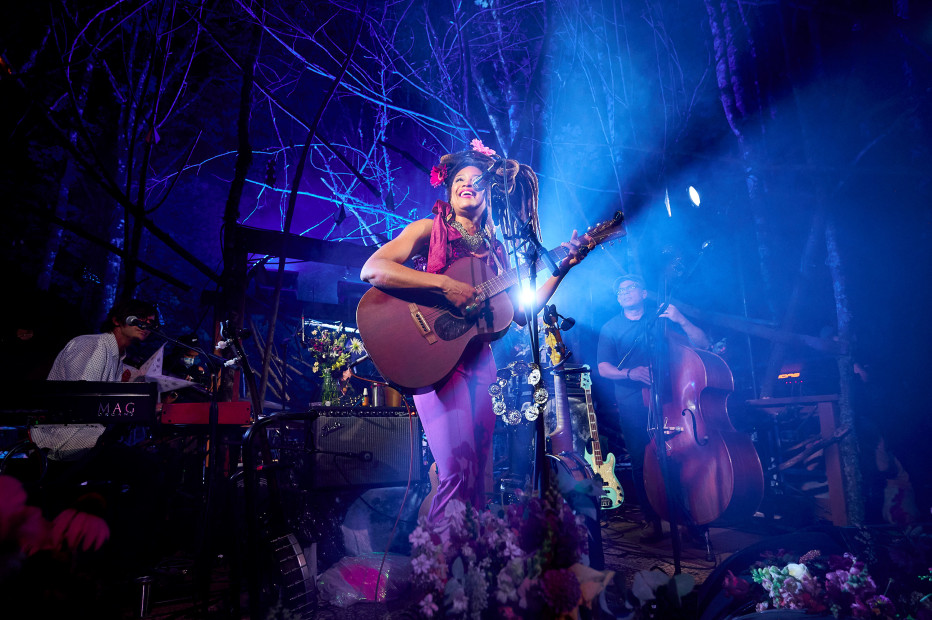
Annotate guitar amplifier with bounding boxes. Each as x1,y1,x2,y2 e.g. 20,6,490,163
270,407,426,490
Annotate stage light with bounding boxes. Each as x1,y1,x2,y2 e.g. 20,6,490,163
520,283,535,308
688,186,701,207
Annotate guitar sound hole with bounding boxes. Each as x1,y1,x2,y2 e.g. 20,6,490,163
434,313,474,341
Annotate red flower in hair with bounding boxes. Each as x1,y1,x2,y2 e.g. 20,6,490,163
430,164,447,187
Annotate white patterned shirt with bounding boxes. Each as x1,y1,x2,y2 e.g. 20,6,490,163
31,332,127,460
47,332,126,382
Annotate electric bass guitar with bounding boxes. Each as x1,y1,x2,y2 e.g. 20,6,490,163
356,212,625,390
580,371,624,510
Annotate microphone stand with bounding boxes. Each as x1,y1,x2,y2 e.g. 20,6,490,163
616,243,710,575
486,162,559,496
142,324,228,613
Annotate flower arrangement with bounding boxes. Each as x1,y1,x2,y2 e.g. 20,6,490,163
719,547,929,619
305,323,362,404
408,485,612,619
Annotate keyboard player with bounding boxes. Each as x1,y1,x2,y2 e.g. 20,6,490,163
29,299,158,460
21,298,177,577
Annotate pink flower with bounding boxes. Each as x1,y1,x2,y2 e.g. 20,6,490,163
470,138,497,157
409,525,430,547
540,568,582,614
451,586,468,612
411,553,432,575
419,593,439,617
443,498,467,529
500,606,519,619
430,164,447,187
723,570,751,599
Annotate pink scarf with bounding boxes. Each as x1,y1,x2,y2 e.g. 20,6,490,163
426,200,461,274
426,199,506,275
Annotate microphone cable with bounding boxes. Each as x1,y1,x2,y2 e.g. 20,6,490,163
373,387,418,604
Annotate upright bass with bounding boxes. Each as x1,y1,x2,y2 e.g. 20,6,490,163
643,338,764,526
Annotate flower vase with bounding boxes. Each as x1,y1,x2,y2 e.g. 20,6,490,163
321,370,339,406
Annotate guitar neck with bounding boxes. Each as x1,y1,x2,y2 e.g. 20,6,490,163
477,246,571,302
550,367,575,456
583,377,603,468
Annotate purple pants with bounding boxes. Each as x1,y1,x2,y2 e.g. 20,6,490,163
413,342,497,523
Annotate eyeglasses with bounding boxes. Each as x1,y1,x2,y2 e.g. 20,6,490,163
617,284,641,294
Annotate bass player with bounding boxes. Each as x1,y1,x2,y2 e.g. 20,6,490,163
596,274,710,542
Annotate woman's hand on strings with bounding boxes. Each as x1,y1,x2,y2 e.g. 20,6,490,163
441,275,478,311
559,230,591,273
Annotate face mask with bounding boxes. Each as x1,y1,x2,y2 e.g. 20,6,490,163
182,357,196,368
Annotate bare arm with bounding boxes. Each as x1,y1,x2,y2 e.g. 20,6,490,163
513,230,589,324
599,361,652,385
598,361,626,381
661,304,711,350
360,219,478,311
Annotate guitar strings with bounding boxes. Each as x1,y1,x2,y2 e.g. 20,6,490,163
408,245,574,323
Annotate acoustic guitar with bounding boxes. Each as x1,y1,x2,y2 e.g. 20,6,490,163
543,307,594,481
580,370,624,510
418,462,440,520
356,212,625,391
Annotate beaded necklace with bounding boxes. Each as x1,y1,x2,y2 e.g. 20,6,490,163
449,219,487,253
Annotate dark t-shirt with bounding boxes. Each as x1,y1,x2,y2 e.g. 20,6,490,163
596,311,687,418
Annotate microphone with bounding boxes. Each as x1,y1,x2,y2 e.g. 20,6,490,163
474,158,504,191
349,353,370,369
126,316,153,329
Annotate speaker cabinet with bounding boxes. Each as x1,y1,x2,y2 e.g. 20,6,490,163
309,408,425,489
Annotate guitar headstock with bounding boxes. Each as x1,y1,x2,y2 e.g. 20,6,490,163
543,305,568,367
578,211,626,259
580,369,592,391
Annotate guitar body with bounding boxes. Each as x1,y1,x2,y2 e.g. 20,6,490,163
418,462,440,520
549,452,592,485
356,257,514,391
580,371,623,511
356,212,627,391
585,449,623,510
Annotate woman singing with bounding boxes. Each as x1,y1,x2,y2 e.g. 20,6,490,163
360,140,587,522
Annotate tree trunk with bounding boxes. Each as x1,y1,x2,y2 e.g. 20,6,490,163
218,22,261,402
704,0,777,322
38,53,95,292
825,219,864,526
